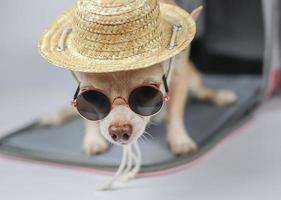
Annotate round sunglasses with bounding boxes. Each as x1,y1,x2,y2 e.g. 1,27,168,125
71,75,170,121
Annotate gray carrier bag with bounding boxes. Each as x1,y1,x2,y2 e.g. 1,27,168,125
0,0,280,174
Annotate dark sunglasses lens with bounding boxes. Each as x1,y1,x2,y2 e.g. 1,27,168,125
129,86,163,116
76,90,111,121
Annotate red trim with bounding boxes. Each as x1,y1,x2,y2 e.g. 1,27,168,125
267,68,281,96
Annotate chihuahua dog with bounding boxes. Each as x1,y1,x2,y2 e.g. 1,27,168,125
41,0,237,156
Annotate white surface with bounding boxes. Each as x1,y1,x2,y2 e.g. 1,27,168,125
0,99,281,200
0,0,76,135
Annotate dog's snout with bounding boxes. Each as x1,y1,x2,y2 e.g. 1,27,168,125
109,123,132,143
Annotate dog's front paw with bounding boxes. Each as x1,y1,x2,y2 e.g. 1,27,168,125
167,126,197,156
83,135,108,156
39,113,66,127
214,90,238,106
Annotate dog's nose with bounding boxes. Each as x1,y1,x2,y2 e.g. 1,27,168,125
109,123,133,143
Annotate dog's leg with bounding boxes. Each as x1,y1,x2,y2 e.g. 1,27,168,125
83,120,108,155
188,62,238,106
166,50,198,156
39,107,77,126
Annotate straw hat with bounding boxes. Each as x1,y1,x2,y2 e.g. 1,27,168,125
38,0,196,73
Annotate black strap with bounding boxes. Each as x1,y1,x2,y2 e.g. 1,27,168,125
162,75,169,93
73,83,80,100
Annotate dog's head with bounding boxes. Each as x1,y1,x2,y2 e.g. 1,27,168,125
75,64,165,145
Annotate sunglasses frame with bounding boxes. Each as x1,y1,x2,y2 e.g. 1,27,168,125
71,75,170,122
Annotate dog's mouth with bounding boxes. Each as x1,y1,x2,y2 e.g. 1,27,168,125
112,136,136,145
118,141,131,145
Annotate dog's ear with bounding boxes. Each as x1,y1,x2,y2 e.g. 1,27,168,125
191,6,203,21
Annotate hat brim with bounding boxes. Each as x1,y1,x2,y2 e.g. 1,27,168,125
39,3,196,73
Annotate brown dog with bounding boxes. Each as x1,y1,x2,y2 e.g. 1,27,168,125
40,1,237,156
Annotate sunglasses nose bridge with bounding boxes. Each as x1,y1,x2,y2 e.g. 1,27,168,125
112,96,128,106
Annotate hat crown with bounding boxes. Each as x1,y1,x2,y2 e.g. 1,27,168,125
77,0,155,16
72,0,162,59
78,0,141,8
39,0,196,73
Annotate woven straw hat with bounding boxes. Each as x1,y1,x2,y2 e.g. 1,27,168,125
39,0,196,73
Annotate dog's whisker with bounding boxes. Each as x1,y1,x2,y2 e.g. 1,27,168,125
138,135,146,144
141,134,149,143
141,135,146,142
138,138,144,145
137,136,143,144
148,121,158,126
141,136,146,144
144,131,154,140
145,124,157,130
143,131,154,141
